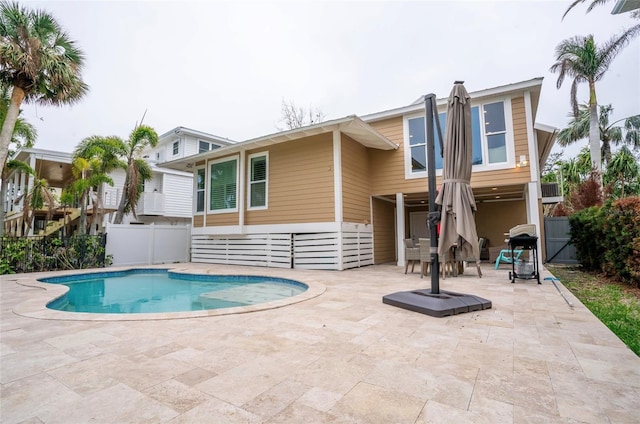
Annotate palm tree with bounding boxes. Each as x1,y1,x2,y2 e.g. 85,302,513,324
113,125,158,224
0,1,88,170
70,156,113,235
0,84,37,235
73,136,124,233
557,104,640,164
604,146,640,197
14,173,56,235
0,83,37,155
550,31,637,181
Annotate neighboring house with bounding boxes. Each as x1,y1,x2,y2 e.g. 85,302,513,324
163,77,557,271
109,127,234,226
2,127,233,235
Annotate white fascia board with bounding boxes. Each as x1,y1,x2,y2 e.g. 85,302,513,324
14,148,73,163
534,122,557,133
158,126,235,145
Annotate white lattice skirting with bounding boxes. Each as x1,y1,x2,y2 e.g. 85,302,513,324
191,231,373,270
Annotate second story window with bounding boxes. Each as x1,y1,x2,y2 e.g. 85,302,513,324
404,99,510,178
199,140,210,153
173,140,180,156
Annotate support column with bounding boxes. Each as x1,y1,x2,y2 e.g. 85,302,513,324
396,192,405,267
333,130,344,270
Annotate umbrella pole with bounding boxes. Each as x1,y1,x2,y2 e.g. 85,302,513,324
424,94,440,295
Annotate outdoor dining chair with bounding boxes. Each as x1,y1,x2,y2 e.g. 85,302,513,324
404,239,420,274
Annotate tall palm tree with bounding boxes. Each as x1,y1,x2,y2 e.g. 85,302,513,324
0,1,88,170
113,125,158,224
0,83,36,155
14,173,56,235
73,136,124,233
70,156,113,235
0,84,37,235
550,30,637,180
557,103,640,164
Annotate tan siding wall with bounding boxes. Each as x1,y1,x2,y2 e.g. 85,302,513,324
193,215,204,227
372,197,396,264
367,97,533,196
341,135,371,223
245,133,335,225
206,212,239,226
476,200,526,250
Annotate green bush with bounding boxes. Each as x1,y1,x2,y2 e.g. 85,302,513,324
0,235,112,274
569,196,640,287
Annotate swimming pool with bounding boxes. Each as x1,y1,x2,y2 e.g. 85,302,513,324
40,269,308,314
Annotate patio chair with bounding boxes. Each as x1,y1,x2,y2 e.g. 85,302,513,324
418,238,432,278
404,239,420,274
494,249,524,269
455,239,483,278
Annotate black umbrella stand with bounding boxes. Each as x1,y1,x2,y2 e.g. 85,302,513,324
382,92,491,318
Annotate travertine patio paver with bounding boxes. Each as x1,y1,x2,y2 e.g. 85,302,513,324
1,263,639,423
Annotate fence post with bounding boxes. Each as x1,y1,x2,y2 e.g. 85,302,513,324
149,223,155,265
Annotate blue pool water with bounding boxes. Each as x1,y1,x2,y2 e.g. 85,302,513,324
41,269,307,314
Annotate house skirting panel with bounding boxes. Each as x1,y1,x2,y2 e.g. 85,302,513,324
191,234,292,268
191,228,373,271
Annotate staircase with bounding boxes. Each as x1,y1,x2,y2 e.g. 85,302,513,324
41,208,81,236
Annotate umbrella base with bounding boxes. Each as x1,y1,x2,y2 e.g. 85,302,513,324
382,289,491,318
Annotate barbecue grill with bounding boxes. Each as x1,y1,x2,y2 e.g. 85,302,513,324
507,225,540,284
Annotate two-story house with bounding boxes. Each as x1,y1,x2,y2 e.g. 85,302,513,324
162,78,557,271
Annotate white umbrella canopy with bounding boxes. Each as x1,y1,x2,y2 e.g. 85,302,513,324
435,82,480,262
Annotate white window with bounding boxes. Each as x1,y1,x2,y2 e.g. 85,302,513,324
195,167,205,213
248,153,268,209
209,157,238,212
483,102,507,164
172,140,180,156
403,98,512,178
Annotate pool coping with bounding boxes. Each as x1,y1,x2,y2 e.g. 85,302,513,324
11,265,326,321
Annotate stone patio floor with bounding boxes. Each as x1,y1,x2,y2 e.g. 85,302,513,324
1,263,639,423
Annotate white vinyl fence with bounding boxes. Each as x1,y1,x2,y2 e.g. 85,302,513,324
105,223,190,266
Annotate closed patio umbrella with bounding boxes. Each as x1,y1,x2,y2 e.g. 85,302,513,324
435,82,480,270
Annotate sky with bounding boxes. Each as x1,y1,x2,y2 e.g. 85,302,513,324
18,0,640,160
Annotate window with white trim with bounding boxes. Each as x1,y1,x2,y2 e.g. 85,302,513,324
209,157,238,212
195,168,205,213
172,140,180,155
404,99,510,177
248,153,267,209
483,102,507,164
199,140,211,153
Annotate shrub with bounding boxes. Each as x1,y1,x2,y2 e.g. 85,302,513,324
569,196,640,287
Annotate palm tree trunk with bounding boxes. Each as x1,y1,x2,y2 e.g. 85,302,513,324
0,174,7,237
0,86,26,170
78,191,87,235
114,173,129,224
588,82,602,189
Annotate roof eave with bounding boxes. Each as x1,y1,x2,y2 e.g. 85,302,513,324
161,116,397,172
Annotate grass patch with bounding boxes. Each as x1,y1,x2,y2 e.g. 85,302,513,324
547,265,640,357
